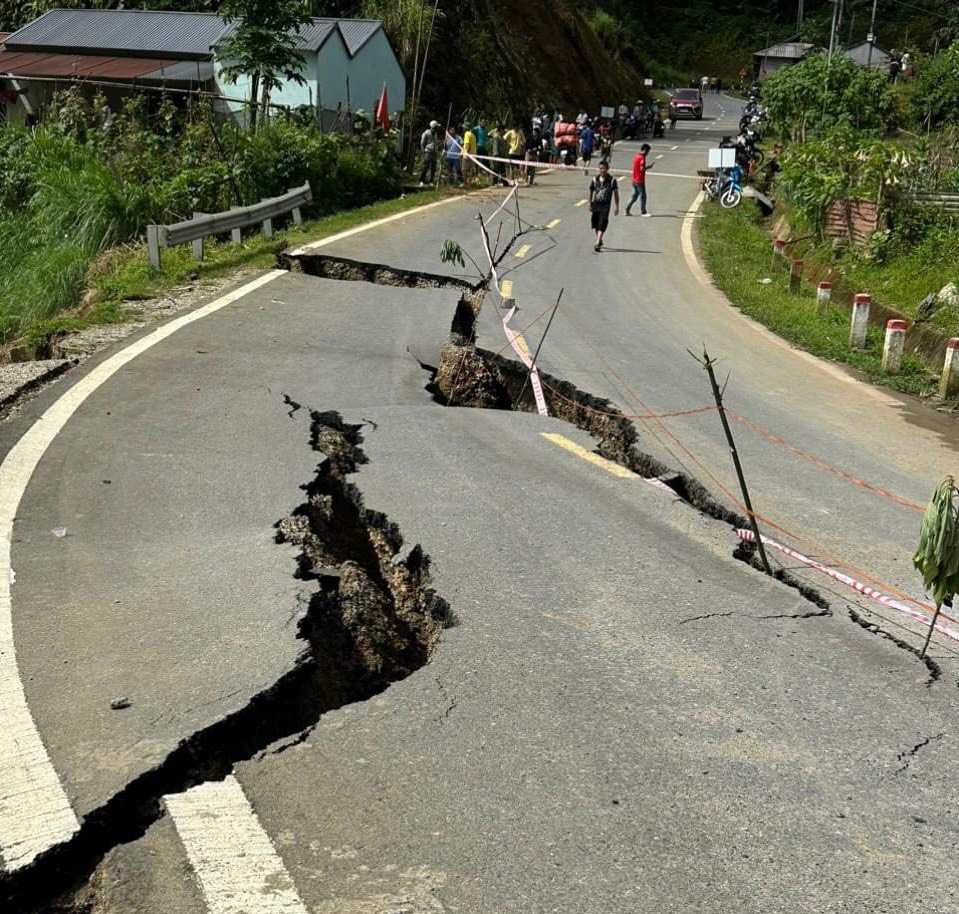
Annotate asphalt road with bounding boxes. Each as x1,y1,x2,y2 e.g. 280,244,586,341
311,96,959,652
2,100,959,912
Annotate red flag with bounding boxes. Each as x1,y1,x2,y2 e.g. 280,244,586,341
375,83,390,132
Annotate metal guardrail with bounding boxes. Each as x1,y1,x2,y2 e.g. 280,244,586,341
906,192,959,210
146,182,312,269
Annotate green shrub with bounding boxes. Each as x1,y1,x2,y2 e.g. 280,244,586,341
0,102,403,341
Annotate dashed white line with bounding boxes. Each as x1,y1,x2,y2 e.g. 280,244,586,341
166,777,309,914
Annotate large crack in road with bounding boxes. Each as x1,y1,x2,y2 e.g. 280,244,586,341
2,410,452,913
8,235,951,910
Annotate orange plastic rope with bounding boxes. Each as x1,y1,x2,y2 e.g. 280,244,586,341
728,410,925,514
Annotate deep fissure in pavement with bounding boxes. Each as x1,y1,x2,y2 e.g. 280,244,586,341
427,300,836,620
282,250,483,293
2,409,451,913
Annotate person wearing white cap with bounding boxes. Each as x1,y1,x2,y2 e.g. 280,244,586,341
419,120,441,186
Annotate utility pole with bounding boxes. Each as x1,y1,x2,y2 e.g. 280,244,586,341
796,0,804,36
866,0,879,68
828,0,841,61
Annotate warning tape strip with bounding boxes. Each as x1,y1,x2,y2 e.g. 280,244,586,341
502,304,548,417
444,131,701,182
735,528,959,644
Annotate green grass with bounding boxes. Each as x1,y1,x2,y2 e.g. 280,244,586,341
814,230,959,337
697,203,937,397
20,191,444,355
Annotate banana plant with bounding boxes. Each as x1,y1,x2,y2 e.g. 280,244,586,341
913,476,959,657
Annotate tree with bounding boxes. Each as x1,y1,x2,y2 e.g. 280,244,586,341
761,52,899,141
217,0,314,131
912,42,959,129
913,476,959,657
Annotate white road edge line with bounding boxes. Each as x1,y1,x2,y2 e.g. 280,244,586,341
0,190,462,875
0,269,281,870
289,194,463,256
166,776,309,914
678,192,900,404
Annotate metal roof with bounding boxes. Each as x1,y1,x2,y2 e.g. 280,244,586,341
4,9,230,60
0,33,11,43
754,41,815,59
0,47,215,83
844,40,890,67
216,17,381,55
336,20,382,56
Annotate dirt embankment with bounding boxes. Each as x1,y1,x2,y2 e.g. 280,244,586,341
426,0,646,116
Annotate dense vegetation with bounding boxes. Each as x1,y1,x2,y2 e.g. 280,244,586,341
0,90,401,341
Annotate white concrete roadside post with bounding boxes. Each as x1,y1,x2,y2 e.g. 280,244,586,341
850,293,871,348
939,338,959,399
882,319,907,374
816,281,832,315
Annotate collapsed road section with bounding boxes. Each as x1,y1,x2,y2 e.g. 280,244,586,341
2,409,452,913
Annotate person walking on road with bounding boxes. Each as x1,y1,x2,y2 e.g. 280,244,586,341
625,143,653,216
588,160,619,252
504,122,526,181
580,121,595,174
490,124,509,185
418,119,440,186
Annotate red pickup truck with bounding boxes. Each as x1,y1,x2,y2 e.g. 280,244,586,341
669,88,704,120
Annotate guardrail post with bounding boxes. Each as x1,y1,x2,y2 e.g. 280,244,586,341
788,259,803,294
940,339,959,399
292,206,303,226
147,225,162,270
230,208,242,244
816,281,832,314
192,213,206,261
882,320,907,374
262,217,274,240
850,293,871,349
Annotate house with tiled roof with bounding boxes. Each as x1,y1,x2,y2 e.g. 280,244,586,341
0,8,404,128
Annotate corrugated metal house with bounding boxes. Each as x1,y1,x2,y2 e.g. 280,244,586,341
0,8,404,128
753,42,815,79
844,40,891,69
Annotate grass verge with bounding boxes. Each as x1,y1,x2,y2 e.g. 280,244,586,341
21,191,446,355
697,202,936,397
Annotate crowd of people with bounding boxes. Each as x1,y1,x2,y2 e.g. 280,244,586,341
416,107,657,254
417,103,665,189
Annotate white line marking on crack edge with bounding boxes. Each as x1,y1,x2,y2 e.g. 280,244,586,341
166,777,309,914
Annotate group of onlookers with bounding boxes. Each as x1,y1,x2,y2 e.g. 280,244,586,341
418,108,640,188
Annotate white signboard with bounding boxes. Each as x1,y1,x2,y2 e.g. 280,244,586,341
708,147,737,169
644,78,654,86
601,106,615,119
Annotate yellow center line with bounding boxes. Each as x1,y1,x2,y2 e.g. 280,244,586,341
541,433,637,479
500,279,513,298
574,198,588,207
655,154,664,160
515,244,532,258
546,218,561,228
670,145,679,150
515,333,532,357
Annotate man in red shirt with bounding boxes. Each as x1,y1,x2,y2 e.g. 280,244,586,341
625,143,653,217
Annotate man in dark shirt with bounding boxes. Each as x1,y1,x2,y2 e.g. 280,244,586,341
588,160,619,251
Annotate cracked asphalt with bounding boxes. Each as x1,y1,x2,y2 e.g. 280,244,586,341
2,96,959,911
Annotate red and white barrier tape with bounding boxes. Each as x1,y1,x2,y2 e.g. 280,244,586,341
444,131,701,182
736,529,959,644
501,304,548,417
